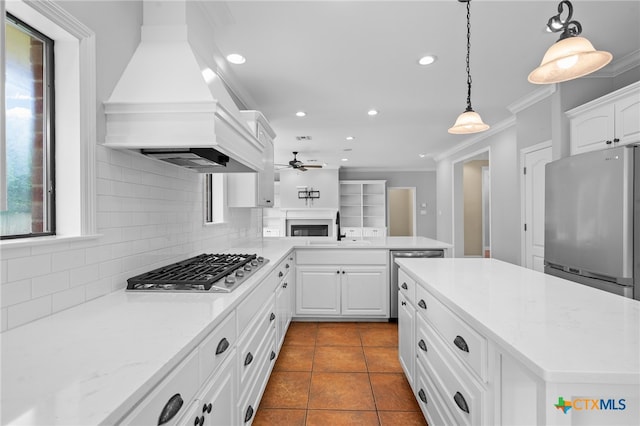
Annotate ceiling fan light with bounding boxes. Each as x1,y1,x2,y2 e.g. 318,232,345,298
448,110,490,134
528,36,612,84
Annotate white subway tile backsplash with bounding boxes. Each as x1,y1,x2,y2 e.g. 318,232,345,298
32,271,70,298
1,308,7,332
52,248,87,272
7,254,52,282
70,264,101,287
1,280,32,308
8,295,52,329
1,147,259,331
52,286,86,313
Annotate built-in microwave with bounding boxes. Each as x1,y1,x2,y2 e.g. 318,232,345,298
290,224,329,237
286,219,333,237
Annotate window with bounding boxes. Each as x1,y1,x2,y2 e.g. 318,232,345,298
204,174,226,224
2,13,55,239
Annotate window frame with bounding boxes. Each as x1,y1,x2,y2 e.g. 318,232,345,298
1,0,97,248
3,12,56,240
204,173,226,225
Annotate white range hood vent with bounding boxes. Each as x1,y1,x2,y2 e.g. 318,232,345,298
103,0,262,173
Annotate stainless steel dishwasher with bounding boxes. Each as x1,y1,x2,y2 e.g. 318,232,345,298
390,250,444,319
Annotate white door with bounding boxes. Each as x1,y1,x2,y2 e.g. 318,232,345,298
522,144,552,272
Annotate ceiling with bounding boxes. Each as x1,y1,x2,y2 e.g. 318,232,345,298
202,1,640,171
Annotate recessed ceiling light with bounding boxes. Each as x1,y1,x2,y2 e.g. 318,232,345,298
346,136,355,141
419,153,426,158
295,111,306,117
226,53,246,65
367,109,378,116
418,55,437,66
341,158,349,162
343,148,353,152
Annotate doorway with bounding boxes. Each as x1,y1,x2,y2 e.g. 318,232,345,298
520,141,552,272
388,187,416,236
452,149,491,258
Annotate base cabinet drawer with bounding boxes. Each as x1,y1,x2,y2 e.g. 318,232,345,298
199,311,236,383
121,350,200,426
415,361,457,426
416,284,487,381
238,296,276,391
417,320,486,426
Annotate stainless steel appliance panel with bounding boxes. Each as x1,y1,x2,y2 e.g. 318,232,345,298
390,250,444,319
545,146,634,284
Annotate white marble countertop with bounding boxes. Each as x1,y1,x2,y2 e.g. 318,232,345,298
396,258,640,385
0,236,450,425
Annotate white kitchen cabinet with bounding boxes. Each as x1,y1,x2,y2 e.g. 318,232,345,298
398,290,415,388
568,81,640,155
295,265,342,315
295,249,388,318
274,253,295,351
279,168,339,209
341,266,387,316
339,180,387,236
228,111,276,208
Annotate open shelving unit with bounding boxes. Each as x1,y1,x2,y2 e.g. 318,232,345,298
339,180,387,237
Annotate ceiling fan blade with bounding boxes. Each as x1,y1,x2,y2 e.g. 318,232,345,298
301,164,323,168
298,166,308,171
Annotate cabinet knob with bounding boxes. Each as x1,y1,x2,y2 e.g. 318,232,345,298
270,312,276,322
401,283,408,290
158,393,183,425
194,415,204,426
202,403,212,414
418,339,428,352
401,301,407,306
244,352,254,366
270,350,276,361
418,299,427,310
454,391,470,413
453,335,469,353
278,271,284,278
215,337,230,355
244,405,254,423
418,389,428,404
614,138,620,143
606,140,612,144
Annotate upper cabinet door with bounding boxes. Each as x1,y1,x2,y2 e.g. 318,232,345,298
614,92,640,145
570,103,615,155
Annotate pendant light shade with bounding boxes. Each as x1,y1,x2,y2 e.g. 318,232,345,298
448,0,489,135
528,1,612,84
448,109,490,134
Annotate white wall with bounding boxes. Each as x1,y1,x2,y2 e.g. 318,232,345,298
0,1,261,331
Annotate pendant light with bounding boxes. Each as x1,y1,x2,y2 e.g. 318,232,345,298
448,0,489,135
528,0,612,84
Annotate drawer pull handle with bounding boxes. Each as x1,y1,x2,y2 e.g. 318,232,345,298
418,299,427,309
278,271,284,278
215,337,229,355
418,389,428,403
418,339,428,352
158,393,183,425
286,263,290,268
244,352,254,366
194,415,204,426
244,405,254,423
270,312,276,322
270,350,276,361
454,391,470,414
401,282,408,290
454,335,469,353
202,403,212,414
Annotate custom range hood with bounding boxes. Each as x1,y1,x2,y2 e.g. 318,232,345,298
103,0,261,173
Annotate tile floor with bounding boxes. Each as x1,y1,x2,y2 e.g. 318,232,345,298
254,321,427,426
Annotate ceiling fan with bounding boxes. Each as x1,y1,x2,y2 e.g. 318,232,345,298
276,151,323,172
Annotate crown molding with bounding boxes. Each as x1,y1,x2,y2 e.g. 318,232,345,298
507,84,557,114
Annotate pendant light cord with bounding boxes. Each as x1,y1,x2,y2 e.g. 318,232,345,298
465,0,473,112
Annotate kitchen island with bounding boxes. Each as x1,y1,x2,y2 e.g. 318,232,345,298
396,258,640,426
0,236,448,425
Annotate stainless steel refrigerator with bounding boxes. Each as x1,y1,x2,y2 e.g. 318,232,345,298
544,144,639,300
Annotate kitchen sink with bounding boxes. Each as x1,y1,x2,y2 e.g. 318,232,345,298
306,239,372,247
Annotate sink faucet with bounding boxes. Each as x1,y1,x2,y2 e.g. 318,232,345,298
336,211,346,241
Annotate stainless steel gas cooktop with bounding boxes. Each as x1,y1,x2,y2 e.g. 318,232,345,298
126,253,268,293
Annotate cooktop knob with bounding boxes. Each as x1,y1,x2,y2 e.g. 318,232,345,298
244,265,252,271
257,256,264,263
224,275,236,285
251,260,259,267
235,270,245,277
